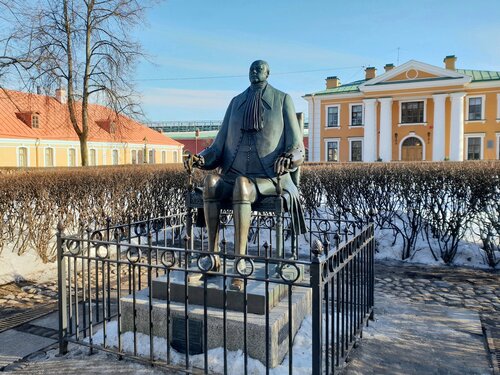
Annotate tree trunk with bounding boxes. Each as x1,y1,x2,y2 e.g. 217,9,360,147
80,136,88,166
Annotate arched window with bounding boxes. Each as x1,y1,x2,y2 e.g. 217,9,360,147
131,149,137,164
44,147,54,167
112,149,119,165
68,148,76,167
89,149,97,166
18,147,28,167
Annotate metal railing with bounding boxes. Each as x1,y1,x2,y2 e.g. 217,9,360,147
57,212,374,374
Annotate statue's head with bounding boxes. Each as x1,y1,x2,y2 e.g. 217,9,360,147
249,60,270,84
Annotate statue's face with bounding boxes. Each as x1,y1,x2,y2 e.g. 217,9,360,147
249,61,269,84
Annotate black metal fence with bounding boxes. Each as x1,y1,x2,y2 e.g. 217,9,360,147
57,212,374,374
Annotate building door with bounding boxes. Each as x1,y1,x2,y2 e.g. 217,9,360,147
401,137,423,161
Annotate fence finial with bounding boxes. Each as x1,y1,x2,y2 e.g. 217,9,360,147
312,239,324,257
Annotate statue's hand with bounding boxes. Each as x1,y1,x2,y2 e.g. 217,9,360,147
183,151,204,173
274,153,294,176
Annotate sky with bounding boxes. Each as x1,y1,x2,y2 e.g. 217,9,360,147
61,1,500,121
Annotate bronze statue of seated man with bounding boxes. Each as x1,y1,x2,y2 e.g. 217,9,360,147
184,60,307,290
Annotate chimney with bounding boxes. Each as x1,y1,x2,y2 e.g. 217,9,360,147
443,55,457,70
384,63,395,72
326,76,341,89
55,87,67,104
365,67,376,80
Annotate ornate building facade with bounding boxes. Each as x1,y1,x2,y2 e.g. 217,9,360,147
304,56,500,162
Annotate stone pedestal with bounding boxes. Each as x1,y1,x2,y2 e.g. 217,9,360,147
151,261,304,315
121,276,311,368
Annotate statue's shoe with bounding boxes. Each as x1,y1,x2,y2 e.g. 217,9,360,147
229,277,243,291
199,254,221,272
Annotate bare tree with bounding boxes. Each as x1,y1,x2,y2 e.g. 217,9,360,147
0,0,154,165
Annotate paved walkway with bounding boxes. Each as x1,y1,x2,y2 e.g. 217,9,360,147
0,260,498,374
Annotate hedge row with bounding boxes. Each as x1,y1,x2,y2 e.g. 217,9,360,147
0,165,190,262
1,162,499,267
301,162,500,267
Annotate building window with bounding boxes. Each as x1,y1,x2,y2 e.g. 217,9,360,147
326,106,339,128
131,150,137,164
18,147,28,167
32,114,40,128
349,139,363,162
325,140,339,162
44,147,54,167
173,151,178,163
148,149,155,164
112,149,119,165
401,101,424,124
89,149,97,166
68,148,76,167
137,149,144,164
350,104,363,126
466,137,482,160
162,151,167,163
467,97,483,121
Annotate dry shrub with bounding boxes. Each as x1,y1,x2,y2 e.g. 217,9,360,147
300,161,500,267
0,165,192,262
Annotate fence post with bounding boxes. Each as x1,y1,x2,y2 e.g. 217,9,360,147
311,239,324,375
57,221,68,355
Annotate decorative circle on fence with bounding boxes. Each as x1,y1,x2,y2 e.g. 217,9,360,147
197,254,216,273
264,217,275,229
66,239,81,255
318,220,331,233
90,231,103,246
234,257,254,277
220,214,230,225
134,223,147,236
277,263,301,283
160,250,176,268
126,247,142,264
95,244,109,259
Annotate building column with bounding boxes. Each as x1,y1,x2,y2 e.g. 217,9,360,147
378,98,393,162
363,99,377,162
450,92,466,161
307,95,322,162
432,94,448,161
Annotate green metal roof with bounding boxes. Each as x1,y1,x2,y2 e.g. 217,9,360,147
456,69,500,82
304,79,366,97
305,68,500,97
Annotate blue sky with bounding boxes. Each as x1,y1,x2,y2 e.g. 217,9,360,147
135,0,500,121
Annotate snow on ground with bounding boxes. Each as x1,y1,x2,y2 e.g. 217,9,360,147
0,246,58,285
88,316,314,375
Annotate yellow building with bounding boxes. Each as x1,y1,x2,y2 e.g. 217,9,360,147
304,55,500,162
0,89,183,167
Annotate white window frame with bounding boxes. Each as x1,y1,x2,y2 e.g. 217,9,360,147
89,148,97,166
162,150,167,163
464,133,485,160
67,148,77,167
398,99,427,125
349,103,364,128
102,149,107,165
112,149,119,165
44,147,55,167
131,149,137,164
17,146,29,167
496,133,500,160
324,138,340,162
348,137,363,162
148,148,156,164
173,150,178,163
497,94,500,123
465,95,486,123
325,105,340,128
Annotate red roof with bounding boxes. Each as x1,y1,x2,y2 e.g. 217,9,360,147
0,89,181,147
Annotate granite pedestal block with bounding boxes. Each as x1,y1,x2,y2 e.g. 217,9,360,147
151,261,304,315
121,285,311,368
